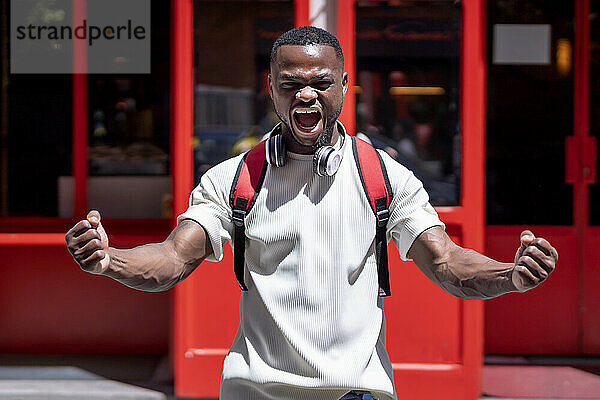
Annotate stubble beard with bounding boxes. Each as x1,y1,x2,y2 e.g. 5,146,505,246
275,100,344,152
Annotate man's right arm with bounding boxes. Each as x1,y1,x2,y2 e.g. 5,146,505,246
66,210,212,292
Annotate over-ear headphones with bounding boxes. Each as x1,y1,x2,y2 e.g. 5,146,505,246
313,145,342,177
265,131,287,167
264,122,345,177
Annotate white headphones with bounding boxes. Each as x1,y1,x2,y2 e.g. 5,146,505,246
264,122,345,177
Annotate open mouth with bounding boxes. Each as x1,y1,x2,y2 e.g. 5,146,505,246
292,108,322,133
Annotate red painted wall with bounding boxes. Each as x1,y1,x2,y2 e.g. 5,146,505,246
0,224,171,355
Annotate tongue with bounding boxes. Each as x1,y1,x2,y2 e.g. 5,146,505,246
295,112,320,129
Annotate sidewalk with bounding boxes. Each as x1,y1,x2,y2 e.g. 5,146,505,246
0,354,172,400
482,356,600,400
1,355,600,400
0,366,167,400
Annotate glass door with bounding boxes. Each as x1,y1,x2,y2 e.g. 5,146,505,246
584,0,600,354
485,0,600,356
355,2,461,206
484,0,578,355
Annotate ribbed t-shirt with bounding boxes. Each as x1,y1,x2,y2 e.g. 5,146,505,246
177,131,443,400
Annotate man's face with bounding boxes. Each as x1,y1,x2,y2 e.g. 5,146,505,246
269,44,348,152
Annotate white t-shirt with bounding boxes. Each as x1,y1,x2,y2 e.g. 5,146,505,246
177,132,443,400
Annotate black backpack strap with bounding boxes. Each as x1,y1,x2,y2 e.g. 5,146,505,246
229,140,268,291
351,135,394,297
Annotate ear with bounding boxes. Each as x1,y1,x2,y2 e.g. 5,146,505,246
268,74,274,100
341,72,349,97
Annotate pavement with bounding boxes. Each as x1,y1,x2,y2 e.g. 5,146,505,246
0,354,599,400
0,355,173,400
481,356,600,400
0,367,167,399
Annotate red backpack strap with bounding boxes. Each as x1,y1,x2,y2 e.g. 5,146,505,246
351,135,394,297
229,140,268,291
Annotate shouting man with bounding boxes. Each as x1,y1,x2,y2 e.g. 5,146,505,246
66,26,558,400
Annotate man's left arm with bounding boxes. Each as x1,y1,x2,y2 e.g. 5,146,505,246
407,226,558,300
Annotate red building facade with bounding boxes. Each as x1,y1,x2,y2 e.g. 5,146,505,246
0,1,597,399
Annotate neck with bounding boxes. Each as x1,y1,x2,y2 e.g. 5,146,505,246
282,121,340,155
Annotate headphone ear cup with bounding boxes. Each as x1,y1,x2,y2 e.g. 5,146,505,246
313,145,343,176
265,137,273,166
313,146,333,176
267,134,286,167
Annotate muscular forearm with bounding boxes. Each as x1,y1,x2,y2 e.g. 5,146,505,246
432,246,518,300
104,242,185,292
409,227,519,300
101,219,211,292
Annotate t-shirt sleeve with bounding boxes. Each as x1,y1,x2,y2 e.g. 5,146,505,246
176,157,239,263
380,151,445,261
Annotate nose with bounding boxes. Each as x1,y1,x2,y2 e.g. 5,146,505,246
296,86,317,101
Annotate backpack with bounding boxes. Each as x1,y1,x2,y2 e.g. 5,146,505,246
229,135,394,297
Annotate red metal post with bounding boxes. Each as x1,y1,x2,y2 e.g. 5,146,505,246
171,0,194,396
294,0,354,134
460,0,486,253
73,0,87,219
170,2,194,220
294,0,310,27
336,0,355,137
460,0,486,397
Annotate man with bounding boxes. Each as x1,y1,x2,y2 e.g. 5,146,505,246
66,26,558,400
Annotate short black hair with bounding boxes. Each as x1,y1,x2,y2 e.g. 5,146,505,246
270,26,344,67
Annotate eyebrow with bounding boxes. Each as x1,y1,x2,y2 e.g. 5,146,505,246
279,72,334,81
279,73,302,80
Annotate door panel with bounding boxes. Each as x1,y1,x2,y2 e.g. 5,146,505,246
486,0,600,356
485,226,578,354
583,228,600,353
387,256,462,364
484,0,586,355
584,0,600,353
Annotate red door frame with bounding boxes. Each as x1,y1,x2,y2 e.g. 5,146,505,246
171,0,195,394
172,0,486,398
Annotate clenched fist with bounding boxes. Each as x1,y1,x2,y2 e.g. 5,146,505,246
65,210,110,274
511,230,558,292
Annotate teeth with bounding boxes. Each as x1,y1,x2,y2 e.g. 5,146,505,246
295,109,319,114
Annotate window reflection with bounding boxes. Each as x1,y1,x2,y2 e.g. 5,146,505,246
486,0,573,225
84,0,171,219
355,1,461,206
3,0,73,217
193,0,293,184
88,78,169,177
